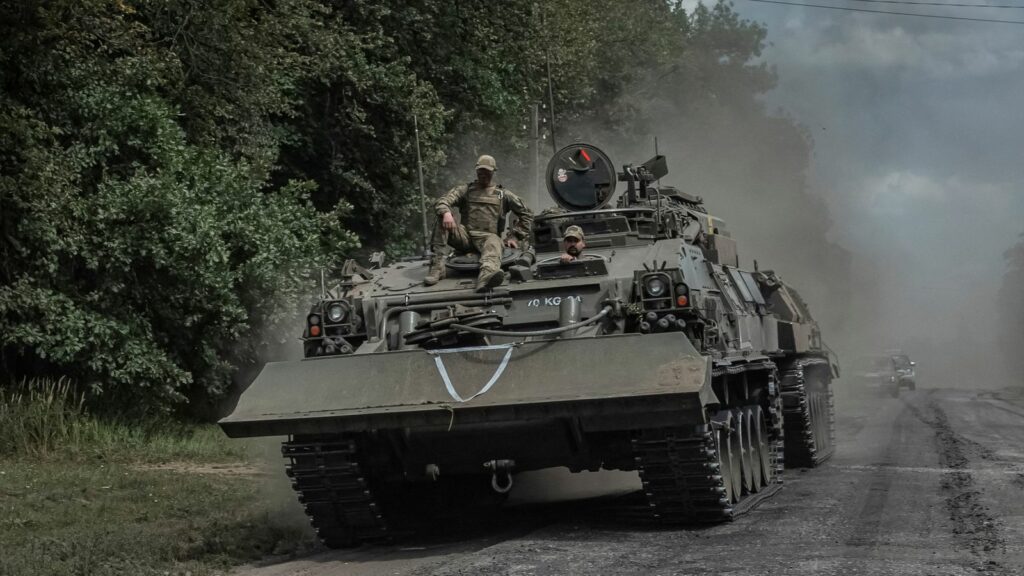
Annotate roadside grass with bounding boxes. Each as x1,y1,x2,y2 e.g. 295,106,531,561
0,378,245,463
0,378,316,576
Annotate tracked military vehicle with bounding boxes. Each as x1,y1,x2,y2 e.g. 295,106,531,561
220,142,838,547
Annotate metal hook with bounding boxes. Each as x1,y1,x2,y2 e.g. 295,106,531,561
483,459,516,494
491,472,513,494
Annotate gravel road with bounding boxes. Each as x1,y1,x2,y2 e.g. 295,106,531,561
236,387,1024,576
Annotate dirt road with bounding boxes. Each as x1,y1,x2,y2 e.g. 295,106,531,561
236,388,1024,575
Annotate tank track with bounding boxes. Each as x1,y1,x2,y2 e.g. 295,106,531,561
633,426,732,523
282,436,389,547
633,420,783,524
780,358,836,467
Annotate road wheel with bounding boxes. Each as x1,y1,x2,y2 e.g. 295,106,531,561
813,393,826,455
753,406,775,486
734,409,755,495
744,407,764,493
713,411,742,504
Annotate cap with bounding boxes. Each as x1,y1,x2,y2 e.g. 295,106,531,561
563,225,585,241
475,155,497,172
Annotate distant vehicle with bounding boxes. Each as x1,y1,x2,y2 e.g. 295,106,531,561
888,352,917,391
855,353,916,397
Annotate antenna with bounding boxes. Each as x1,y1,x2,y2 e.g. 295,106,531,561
542,6,557,153
545,54,557,153
654,137,661,187
414,114,429,254
650,139,663,237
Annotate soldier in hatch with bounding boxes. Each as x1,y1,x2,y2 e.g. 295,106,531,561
559,225,586,263
425,155,533,291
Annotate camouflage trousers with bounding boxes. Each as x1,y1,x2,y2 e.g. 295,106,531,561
432,223,503,274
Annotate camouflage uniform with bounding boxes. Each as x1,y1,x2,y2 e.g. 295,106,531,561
426,157,533,289
563,225,585,242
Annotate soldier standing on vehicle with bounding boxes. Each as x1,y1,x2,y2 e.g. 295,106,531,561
425,155,533,291
559,225,586,263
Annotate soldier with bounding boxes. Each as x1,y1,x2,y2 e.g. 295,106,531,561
559,225,586,263
425,155,533,291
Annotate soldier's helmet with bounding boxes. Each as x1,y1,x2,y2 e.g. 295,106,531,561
475,155,497,172
563,225,585,241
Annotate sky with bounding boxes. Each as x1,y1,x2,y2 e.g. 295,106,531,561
701,1,1024,362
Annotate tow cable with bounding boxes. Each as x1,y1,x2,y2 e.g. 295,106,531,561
428,343,518,403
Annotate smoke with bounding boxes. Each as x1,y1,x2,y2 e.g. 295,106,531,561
222,306,316,538
743,7,1024,390
245,436,316,536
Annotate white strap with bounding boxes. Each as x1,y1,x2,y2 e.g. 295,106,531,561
429,344,516,403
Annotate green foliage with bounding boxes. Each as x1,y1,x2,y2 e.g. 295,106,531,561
0,0,355,412
273,1,450,246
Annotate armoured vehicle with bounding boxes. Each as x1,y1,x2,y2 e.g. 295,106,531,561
855,352,916,396
889,351,918,390
220,143,838,547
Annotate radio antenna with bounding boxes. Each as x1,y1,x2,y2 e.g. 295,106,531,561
543,6,557,153
414,114,429,254
654,137,661,187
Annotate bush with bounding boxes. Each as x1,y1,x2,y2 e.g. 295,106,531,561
0,1,357,413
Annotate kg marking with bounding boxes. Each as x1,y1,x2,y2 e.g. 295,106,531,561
526,295,582,307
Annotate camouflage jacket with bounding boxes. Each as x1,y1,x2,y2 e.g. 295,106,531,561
435,182,534,241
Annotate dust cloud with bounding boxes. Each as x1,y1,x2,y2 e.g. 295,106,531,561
244,436,317,539
225,314,316,540
743,7,1024,391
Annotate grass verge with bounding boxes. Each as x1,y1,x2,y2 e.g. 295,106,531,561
0,379,316,576
0,378,246,463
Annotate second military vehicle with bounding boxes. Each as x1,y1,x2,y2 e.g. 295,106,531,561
220,143,838,547
855,351,916,397
889,351,918,390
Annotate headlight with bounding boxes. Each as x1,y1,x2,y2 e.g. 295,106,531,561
645,277,668,297
326,302,348,323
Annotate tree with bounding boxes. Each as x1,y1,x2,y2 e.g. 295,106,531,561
0,0,354,413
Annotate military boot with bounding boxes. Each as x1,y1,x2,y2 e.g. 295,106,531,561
475,268,506,292
424,255,445,286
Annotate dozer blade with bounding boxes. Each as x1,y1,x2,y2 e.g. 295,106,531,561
219,332,712,438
